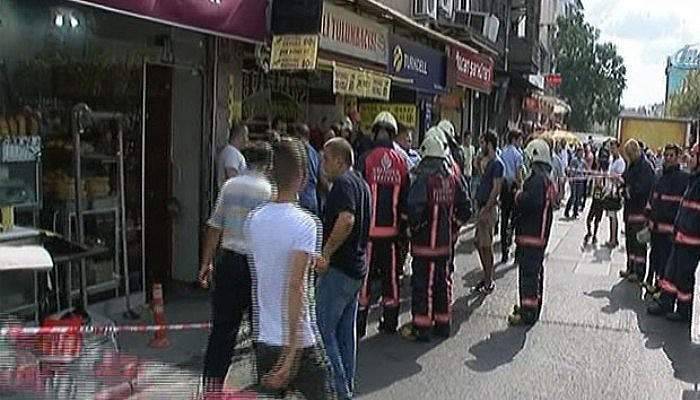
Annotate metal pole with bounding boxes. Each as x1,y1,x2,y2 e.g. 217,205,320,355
118,121,139,319
71,103,90,311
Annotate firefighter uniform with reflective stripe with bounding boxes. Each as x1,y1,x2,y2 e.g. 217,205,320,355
646,165,690,287
513,162,555,324
658,171,700,320
621,156,655,280
357,140,410,334
406,158,470,337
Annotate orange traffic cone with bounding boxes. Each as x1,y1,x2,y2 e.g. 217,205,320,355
148,283,170,348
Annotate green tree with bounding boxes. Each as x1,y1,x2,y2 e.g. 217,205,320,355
555,11,627,132
667,70,700,118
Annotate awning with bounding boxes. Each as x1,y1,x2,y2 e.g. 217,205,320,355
67,0,267,43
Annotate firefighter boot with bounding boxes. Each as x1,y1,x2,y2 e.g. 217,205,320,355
666,302,692,323
378,307,399,334
647,293,674,316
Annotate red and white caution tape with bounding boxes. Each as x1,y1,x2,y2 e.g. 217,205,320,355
0,322,212,336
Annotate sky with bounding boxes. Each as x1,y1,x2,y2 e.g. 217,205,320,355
582,0,700,108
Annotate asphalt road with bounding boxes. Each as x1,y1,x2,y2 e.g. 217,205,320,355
354,210,700,400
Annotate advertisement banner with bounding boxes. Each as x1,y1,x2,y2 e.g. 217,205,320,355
388,35,446,93
271,35,319,70
70,0,267,42
359,103,417,129
449,46,494,94
333,66,391,100
320,2,389,65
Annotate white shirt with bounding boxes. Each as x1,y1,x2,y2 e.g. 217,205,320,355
248,203,320,348
606,155,626,193
217,144,246,188
462,144,474,177
207,172,272,254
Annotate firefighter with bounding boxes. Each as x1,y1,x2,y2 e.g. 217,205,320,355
437,119,466,173
649,143,700,322
508,139,556,325
618,139,655,283
644,144,690,295
400,131,471,341
356,111,410,337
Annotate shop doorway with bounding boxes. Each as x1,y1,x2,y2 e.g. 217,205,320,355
143,63,203,292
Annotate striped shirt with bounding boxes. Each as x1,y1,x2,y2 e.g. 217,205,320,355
208,172,272,254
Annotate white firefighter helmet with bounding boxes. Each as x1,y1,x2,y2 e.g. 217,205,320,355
420,134,450,159
372,111,398,136
525,139,552,167
425,126,449,146
437,119,456,139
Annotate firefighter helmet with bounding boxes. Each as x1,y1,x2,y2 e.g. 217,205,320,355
420,134,450,159
372,111,398,137
424,126,449,149
437,119,456,139
525,138,552,167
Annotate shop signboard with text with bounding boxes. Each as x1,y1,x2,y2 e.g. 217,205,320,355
359,103,417,129
320,2,389,65
449,46,494,94
271,35,319,70
69,0,267,42
333,65,391,100
388,35,446,93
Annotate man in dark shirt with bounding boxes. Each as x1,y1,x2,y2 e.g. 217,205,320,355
316,137,371,400
473,131,504,294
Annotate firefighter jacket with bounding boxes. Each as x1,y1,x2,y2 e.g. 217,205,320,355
514,163,555,248
645,165,690,235
673,171,700,247
622,156,655,224
358,140,410,239
406,157,471,257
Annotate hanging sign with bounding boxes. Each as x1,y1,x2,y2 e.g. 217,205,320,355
359,103,417,129
270,35,319,70
333,65,391,100
449,45,494,94
320,2,389,65
388,35,446,93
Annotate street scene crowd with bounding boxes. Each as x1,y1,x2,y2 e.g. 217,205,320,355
199,109,700,399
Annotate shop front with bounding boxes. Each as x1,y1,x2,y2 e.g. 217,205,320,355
446,44,495,142
0,0,265,318
381,34,447,143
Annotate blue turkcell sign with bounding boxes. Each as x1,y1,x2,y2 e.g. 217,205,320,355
388,35,446,93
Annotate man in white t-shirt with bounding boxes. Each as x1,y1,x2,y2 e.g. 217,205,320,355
605,139,626,248
217,124,248,188
247,138,333,399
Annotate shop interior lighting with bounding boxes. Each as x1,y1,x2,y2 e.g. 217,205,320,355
54,14,64,27
69,14,79,28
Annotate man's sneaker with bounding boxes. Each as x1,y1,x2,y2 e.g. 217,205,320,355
471,280,486,293
479,282,496,295
619,270,632,279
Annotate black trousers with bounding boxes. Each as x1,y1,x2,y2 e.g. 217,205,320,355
664,244,700,306
500,182,516,254
411,256,452,330
202,250,251,384
624,221,648,278
649,233,673,285
254,343,335,400
518,246,546,323
359,239,400,333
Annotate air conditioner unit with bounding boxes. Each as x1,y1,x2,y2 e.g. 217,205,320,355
413,0,437,21
483,14,500,42
438,0,453,20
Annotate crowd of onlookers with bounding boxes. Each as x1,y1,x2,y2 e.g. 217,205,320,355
199,114,700,399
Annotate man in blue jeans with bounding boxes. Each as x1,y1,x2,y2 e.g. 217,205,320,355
316,137,371,399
